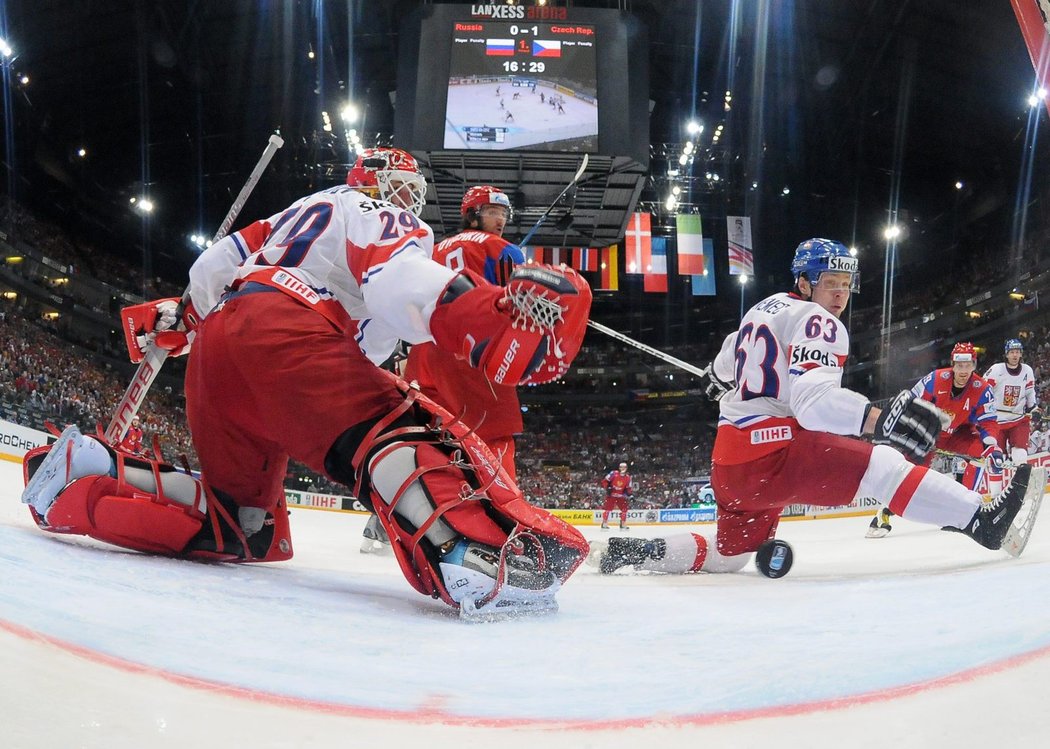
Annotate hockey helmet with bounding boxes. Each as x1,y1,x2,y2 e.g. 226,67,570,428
461,185,513,219
790,238,859,290
346,147,427,216
1004,338,1024,355
951,342,976,363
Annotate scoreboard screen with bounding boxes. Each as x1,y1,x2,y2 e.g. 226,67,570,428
443,21,599,152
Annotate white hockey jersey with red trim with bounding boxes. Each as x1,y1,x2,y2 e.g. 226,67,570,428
983,362,1037,424
711,292,869,463
187,186,453,365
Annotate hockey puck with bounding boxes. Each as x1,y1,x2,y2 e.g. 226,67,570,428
755,539,793,579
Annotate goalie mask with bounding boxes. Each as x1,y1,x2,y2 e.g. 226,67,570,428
347,147,427,217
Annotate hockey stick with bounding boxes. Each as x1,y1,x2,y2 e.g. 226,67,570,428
585,320,709,379
104,133,285,444
518,153,588,248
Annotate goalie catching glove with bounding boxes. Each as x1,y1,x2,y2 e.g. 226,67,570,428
870,390,950,463
121,296,201,363
429,264,591,387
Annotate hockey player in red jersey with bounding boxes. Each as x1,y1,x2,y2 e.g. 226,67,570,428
984,338,1038,463
868,342,1004,537
362,185,524,554
600,462,633,530
21,148,593,618
404,185,525,478
594,238,1043,577
116,415,145,456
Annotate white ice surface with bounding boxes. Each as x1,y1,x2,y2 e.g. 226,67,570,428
3,457,1050,748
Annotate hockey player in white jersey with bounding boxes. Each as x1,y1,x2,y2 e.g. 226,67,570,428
984,338,1038,463
21,147,593,618
594,238,1044,577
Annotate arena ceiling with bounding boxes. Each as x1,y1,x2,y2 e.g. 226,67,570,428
2,0,1046,341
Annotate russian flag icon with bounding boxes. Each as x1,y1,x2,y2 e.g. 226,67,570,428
486,39,515,56
532,39,562,57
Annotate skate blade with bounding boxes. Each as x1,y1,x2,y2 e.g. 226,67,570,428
1002,467,1047,559
584,540,609,569
21,424,82,516
865,526,891,539
459,593,559,622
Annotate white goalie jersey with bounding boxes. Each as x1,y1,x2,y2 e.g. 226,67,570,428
983,363,1036,424
712,292,870,446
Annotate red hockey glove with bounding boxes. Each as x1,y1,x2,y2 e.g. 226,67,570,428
509,264,591,385
429,264,591,387
121,296,200,363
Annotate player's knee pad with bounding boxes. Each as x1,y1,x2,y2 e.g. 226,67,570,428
326,372,588,607
24,443,207,555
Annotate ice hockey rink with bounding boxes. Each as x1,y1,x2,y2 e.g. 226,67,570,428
444,80,597,150
3,457,1050,749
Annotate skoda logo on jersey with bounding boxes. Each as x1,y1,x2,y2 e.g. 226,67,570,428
827,256,858,273
790,345,838,368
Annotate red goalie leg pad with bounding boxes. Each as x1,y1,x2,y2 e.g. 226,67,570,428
39,475,204,555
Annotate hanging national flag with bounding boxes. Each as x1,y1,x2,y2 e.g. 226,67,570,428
598,244,619,291
524,246,542,264
1011,0,1050,118
727,215,755,275
690,239,717,296
624,212,651,274
675,214,706,275
548,247,568,266
532,39,562,58
644,237,668,292
486,39,515,56
572,247,598,271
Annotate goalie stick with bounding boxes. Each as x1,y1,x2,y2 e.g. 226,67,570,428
104,133,285,444
518,153,588,249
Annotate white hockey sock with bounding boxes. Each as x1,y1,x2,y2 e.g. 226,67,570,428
856,445,980,528
635,533,708,573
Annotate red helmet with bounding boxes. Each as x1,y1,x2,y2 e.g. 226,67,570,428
951,342,976,363
346,147,427,216
460,185,513,219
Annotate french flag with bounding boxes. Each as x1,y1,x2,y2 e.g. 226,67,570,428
532,39,562,57
486,39,515,56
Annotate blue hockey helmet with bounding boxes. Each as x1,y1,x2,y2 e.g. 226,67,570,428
791,238,859,290
1005,338,1024,355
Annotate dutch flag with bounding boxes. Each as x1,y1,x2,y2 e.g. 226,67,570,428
532,39,562,57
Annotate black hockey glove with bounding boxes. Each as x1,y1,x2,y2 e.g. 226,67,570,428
699,364,733,401
870,390,949,463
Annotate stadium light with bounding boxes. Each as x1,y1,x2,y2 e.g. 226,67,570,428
781,186,790,196
340,103,359,123
664,194,677,211
19,74,29,85
883,224,901,240
686,120,702,135
678,154,688,166
0,38,12,58
76,147,87,158
849,246,858,257
1028,93,1040,108
955,180,964,190
671,185,681,196
738,274,749,285
137,199,154,213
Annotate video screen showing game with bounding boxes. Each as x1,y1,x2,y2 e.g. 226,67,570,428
443,21,598,152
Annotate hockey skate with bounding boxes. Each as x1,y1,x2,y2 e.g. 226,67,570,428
439,530,561,621
945,464,1042,552
865,507,894,538
22,425,113,521
600,522,610,530
359,513,392,555
1001,466,1047,558
591,536,663,574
